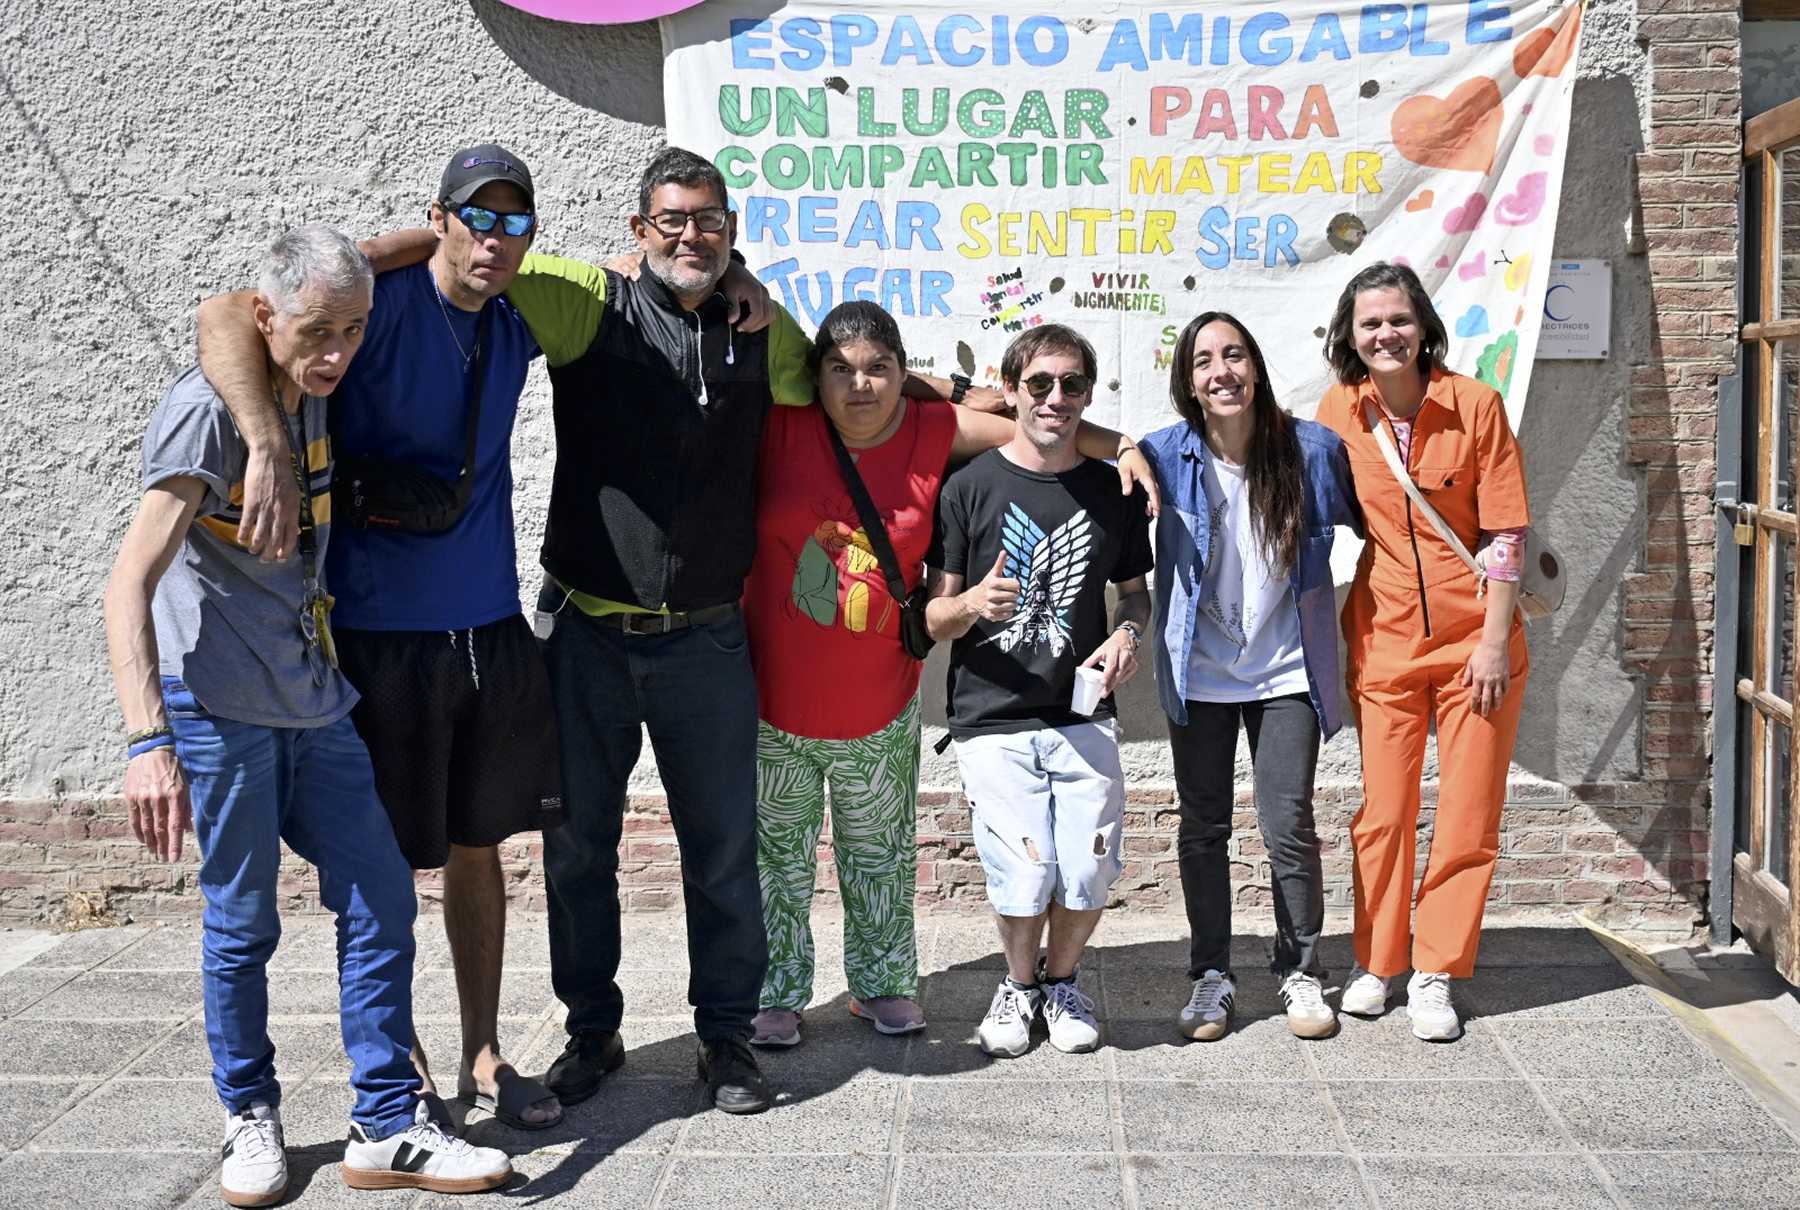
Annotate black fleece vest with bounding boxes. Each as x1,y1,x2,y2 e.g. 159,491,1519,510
539,268,773,610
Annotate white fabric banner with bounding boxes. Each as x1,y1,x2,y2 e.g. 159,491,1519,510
663,1,1583,432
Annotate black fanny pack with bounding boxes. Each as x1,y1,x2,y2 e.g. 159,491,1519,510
823,410,935,662
334,304,492,533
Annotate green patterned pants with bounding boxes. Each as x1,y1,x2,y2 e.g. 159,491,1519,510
756,697,922,1011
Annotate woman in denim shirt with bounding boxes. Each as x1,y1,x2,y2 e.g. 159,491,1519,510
1138,312,1363,1043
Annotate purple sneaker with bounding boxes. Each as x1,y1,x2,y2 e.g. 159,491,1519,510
751,1007,802,1047
849,996,926,1035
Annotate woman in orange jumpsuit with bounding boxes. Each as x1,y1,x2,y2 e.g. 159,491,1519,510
1315,262,1531,1042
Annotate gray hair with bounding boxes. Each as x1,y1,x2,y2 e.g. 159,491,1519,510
257,224,373,315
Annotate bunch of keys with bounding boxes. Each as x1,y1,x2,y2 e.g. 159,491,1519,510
299,590,340,674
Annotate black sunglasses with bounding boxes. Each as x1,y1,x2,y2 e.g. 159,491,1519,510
1021,372,1093,400
447,204,536,238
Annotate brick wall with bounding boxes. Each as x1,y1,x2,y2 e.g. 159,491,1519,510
0,781,1709,938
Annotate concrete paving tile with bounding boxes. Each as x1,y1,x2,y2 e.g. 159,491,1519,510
1462,966,1668,1019
1121,1080,1338,1153
611,969,702,1019
460,1077,699,1154
23,927,150,970
1359,1155,1612,1208
1326,1080,1572,1153
1312,927,1616,974
18,970,202,1021
680,1075,900,1154
615,919,699,970
1540,1079,1800,1152
898,1156,1124,1209
0,1148,216,1207
0,1081,95,1151
263,969,360,1016
126,1018,347,1082
1104,965,1283,1023
1599,1150,1800,1209
1129,1153,1360,1207
905,1079,1112,1153
494,916,554,970
0,1019,173,1078
753,1008,918,1083
411,966,554,1020
31,1078,221,1151
522,1015,696,1084
96,924,204,970
904,1015,1111,1081
1311,1012,1515,1079
1108,1017,1312,1082
0,970,77,1019
660,1154,887,1207
419,1150,662,1208
290,1015,533,1084
1493,1019,1723,1080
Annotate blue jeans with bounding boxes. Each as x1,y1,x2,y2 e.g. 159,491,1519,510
165,678,420,1139
542,609,767,1042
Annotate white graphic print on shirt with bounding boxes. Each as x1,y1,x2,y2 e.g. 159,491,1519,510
986,502,1093,657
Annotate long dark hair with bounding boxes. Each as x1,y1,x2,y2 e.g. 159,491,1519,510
1323,261,1449,385
1169,312,1305,575
806,300,906,377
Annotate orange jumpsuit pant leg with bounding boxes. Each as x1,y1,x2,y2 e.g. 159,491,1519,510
1345,630,1434,980
1410,623,1529,977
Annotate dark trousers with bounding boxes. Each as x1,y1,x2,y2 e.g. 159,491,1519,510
1169,693,1325,979
543,606,768,1042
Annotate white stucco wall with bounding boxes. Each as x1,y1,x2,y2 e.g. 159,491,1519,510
1,0,1651,802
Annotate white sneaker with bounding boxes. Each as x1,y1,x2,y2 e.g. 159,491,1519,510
220,1102,287,1208
340,1098,512,1193
977,979,1043,1057
1176,970,1235,1041
1340,965,1391,1018
1279,971,1339,1039
1406,971,1463,1041
1043,975,1102,1053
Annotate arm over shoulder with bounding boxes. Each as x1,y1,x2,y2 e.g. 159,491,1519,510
765,304,814,407
505,253,609,368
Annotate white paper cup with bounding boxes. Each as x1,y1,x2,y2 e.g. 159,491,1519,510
1071,666,1105,716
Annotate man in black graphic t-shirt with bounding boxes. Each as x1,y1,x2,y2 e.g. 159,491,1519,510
925,324,1153,1060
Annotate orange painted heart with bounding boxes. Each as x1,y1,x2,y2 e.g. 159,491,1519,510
1515,5,1582,79
1391,77,1503,174
1404,189,1435,212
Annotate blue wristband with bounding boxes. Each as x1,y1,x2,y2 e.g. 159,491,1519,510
127,734,175,760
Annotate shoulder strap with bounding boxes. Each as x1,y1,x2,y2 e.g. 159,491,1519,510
452,304,496,505
1361,401,1482,578
822,411,913,604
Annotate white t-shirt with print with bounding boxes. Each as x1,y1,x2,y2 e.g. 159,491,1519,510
1184,455,1310,703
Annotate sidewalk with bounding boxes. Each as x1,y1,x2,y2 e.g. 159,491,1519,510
0,913,1795,1208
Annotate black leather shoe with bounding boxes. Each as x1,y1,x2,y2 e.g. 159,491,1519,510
545,1030,625,1105
697,1037,772,1114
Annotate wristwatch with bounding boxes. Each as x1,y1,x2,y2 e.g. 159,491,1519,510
1114,620,1143,649
949,373,971,404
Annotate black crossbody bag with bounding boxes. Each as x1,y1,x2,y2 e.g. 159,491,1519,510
334,305,493,532
822,412,936,661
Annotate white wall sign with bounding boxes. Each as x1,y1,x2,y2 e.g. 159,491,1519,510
1538,259,1610,359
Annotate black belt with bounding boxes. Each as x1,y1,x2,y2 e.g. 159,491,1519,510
592,602,738,636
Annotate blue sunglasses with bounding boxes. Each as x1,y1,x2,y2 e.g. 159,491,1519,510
447,204,536,238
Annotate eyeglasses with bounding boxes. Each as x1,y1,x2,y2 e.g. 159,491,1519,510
447,204,537,237
1020,372,1093,400
640,208,729,237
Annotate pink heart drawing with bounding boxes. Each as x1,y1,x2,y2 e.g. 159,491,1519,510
1443,193,1489,234
1458,253,1487,281
1495,172,1548,225
1534,134,1554,155
1435,255,1452,268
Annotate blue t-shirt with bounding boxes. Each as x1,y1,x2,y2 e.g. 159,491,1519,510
326,263,539,631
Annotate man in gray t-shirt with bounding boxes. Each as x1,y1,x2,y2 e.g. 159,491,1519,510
102,224,508,1201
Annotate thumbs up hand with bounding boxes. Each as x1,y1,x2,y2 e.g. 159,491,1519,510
963,550,1021,623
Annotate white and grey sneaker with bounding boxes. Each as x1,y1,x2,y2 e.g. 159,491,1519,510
220,1102,287,1208
1278,971,1338,1039
341,1098,512,1194
1043,975,1102,1053
1406,971,1463,1041
1177,969,1235,1041
1340,964,1392,1018
977,979,1043,1057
